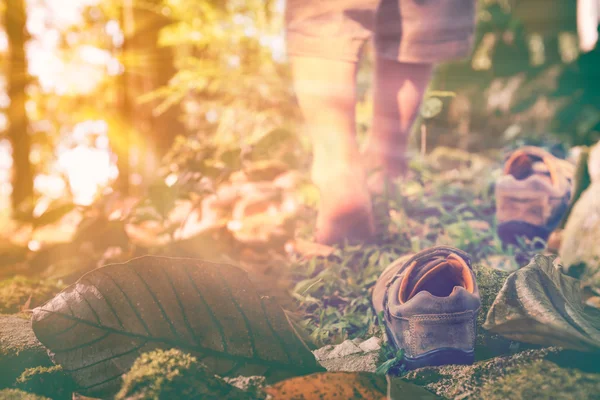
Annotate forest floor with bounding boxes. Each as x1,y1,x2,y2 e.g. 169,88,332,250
0,143,599,399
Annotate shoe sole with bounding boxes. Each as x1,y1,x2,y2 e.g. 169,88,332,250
497,220,551,246
382,323,475,371
403,347,475,370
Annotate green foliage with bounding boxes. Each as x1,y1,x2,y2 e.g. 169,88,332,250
375,349,404,376
550,42,600,146
156,0,297,149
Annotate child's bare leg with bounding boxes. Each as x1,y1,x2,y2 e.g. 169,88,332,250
290,56,375,245
363,58,433,193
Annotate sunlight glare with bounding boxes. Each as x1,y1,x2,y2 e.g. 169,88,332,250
28,240,41,252
53,121,117,206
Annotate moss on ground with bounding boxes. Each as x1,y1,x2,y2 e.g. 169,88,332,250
0,389,49,400
480,358,600,400
404,347,600,399
15,366,76,400
472,263,514,359
115,349,254,400
0,277,64,314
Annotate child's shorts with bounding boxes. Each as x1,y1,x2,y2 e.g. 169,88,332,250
286,0,477,63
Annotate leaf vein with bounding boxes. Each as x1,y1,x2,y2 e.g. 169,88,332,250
184,265,229,353
64,340,148,372
74,287,101,324
129,265,181,340
82,279,125,330
54,331,111,354
162,267,199,345
213,266,257,357
99,271,152,335
79,372,123,391
260,297,293,363
36,308,310,372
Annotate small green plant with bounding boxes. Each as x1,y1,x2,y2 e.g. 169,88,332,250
376,348,405,376
374,311,406,376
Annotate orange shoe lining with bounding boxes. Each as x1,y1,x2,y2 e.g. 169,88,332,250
398,254,474,303
503,149,559,187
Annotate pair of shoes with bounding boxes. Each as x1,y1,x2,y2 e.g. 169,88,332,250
372,246,480,370
495,146,574,245
370,147,574,371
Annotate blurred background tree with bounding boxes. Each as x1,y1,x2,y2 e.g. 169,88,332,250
0,0,595,220
5,0,33,214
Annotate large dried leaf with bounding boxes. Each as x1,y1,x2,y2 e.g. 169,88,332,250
264,372,439,400
32,256,323,398
483,254,600,352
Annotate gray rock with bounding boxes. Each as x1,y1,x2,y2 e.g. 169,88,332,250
223,376,266,399
358,337,381,353
312,345,334,361
312,338,382,373
326,340,363,359
0,315,52,388
317,352,381,373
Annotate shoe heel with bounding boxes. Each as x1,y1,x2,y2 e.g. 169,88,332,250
403,348,474,370
497,220,551,245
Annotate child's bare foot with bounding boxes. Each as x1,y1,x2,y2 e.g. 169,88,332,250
362,143,408,196
312,165,375,245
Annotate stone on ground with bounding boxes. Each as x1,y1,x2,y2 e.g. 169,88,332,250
0,315,52,388
313,337,382,373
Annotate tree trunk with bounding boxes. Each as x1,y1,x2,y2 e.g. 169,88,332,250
129,0,184,181
115,0,134,194
5,0,33,213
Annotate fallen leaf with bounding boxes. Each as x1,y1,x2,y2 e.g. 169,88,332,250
483,254,600,352
32,256,324,398
264,372,439,400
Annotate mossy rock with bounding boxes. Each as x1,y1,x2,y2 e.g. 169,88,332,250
0,277,64,314
404,347,600,399
15,366,76,400
480,358,600,400
0,315,52,389
116,349,255,400
472,262,513,359
0,389,49,400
